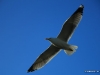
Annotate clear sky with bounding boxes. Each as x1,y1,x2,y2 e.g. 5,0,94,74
0,0,100,75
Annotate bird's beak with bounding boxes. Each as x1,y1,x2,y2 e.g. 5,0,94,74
45,38,49,40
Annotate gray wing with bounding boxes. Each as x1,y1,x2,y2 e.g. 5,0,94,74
27,45,60,72
57,5,84,42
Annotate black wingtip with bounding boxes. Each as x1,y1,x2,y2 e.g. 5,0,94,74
27,68,36,73
79,4,84,8
27,68,33,73
27,70,30,73
77,4,84,13
27,70,33,73
72,4,84,16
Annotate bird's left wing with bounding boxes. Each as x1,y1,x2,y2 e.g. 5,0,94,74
27,45,60,72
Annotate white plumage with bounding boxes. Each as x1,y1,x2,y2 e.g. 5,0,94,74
46,38,78,55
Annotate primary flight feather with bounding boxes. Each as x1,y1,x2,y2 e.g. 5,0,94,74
27,4,84,72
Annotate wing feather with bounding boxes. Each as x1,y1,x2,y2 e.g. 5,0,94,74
27,45,60,72
57,5,84,42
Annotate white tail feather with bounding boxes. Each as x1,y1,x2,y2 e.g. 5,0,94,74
64,45,78,55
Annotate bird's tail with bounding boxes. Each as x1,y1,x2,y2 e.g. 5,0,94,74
64,45,78,55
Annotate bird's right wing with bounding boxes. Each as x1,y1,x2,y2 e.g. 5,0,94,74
27,45,60,72
57,5,84,42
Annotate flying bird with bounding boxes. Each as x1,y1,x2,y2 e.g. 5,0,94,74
27,4,84,72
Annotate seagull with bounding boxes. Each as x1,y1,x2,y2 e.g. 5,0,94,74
27,4,84,72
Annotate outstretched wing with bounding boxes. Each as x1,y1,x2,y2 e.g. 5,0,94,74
27,45,60,72
57,5,84,42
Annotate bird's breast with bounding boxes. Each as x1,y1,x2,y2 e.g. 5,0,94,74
50,38,69,49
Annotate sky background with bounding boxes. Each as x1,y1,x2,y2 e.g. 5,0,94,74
0,0,100,75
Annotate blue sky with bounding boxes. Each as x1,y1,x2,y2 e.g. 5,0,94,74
0,0,100,75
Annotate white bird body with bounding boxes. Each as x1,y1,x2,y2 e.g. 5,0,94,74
47,38,69,49
46,38,78,55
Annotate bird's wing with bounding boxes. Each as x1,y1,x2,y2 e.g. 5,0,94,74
57,5,84,42
27,45,60,72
